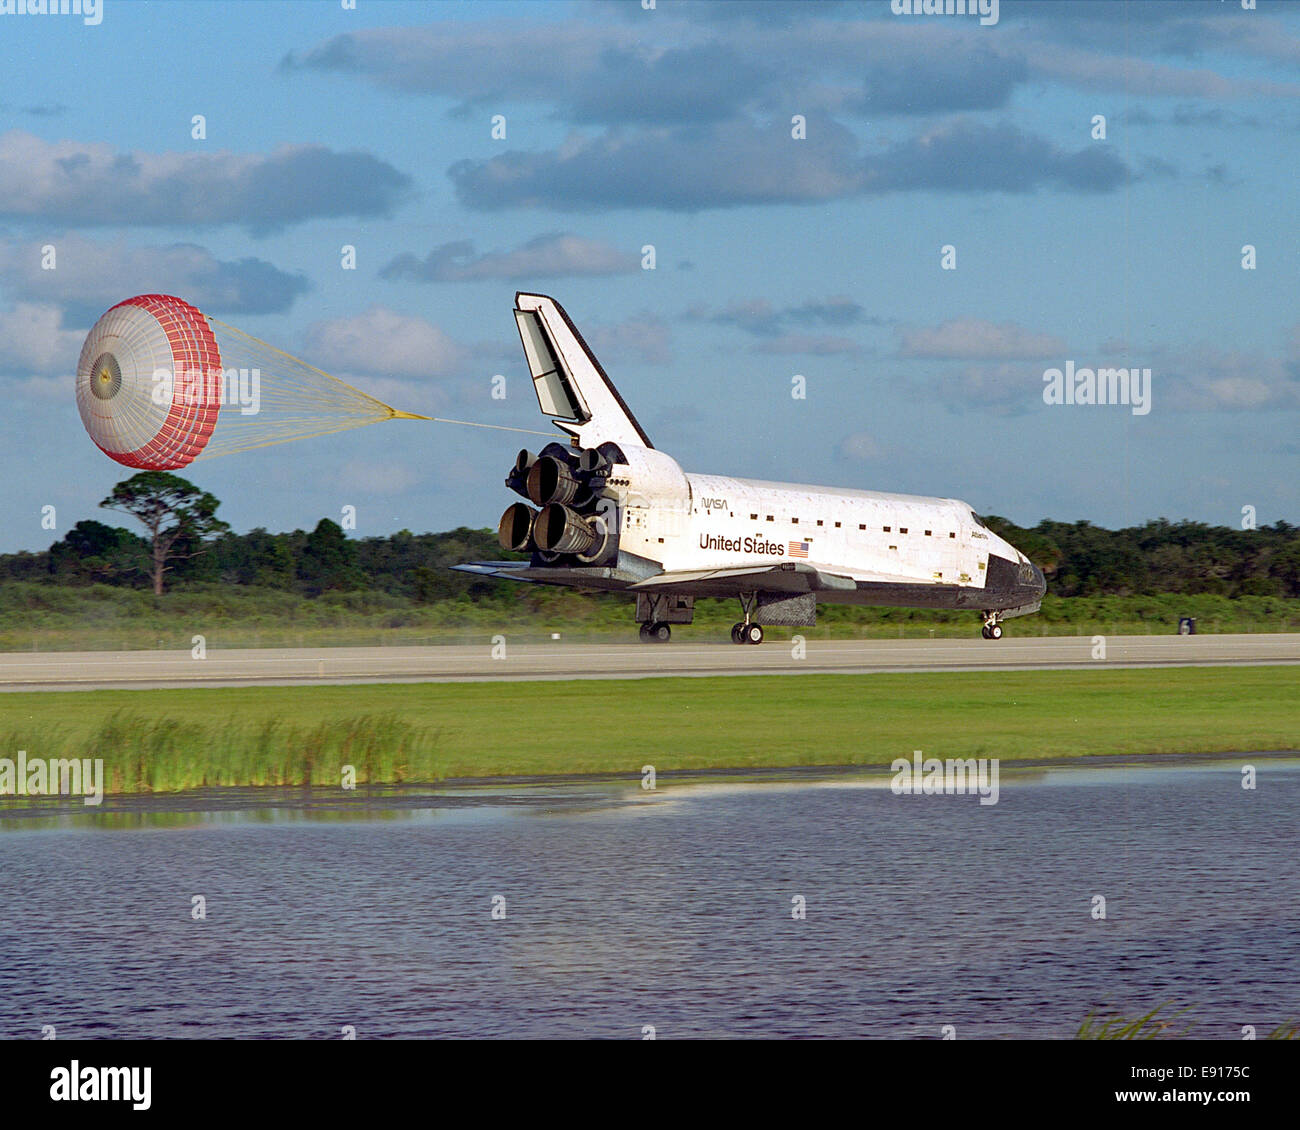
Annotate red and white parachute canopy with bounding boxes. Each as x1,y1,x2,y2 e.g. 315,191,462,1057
76,293,556,471
76,294,223,470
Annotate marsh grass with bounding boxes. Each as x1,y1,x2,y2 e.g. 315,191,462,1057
1,666,1293,794
1077,1003,1298,1040
1076,1003,1196,1040
44,711,444,793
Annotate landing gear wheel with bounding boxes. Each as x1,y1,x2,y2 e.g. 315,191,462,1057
652,622,671,642
981,625,991,640
989,623,1002,640
731,623,745,644
639,623,653,642
744,623,764,645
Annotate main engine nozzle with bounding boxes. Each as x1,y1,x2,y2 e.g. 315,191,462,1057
577,448,609,475
505,449,539,499
534,503,608,560
498,502,537,552
526,454,581,506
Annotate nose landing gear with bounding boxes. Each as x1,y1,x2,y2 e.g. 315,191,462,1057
980,612,1003,640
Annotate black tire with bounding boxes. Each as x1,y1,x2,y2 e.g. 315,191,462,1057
654,623,671,643
989,623,1003,640
731,624,745,644
745,624,764,645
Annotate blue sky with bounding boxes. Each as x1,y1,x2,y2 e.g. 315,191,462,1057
1,0,1297,554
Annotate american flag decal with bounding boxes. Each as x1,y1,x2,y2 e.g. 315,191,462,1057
789,541,810,558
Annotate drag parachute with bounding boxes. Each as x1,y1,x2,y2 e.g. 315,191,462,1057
76,295,222,469
76,294,429,470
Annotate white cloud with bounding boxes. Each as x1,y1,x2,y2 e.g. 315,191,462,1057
301,306,466,379
756,334,861,357
838,432,884,462
0,130,409,232
0,303,84,376
898,318,1066,361
0,235,307,315
583,314,672,365
382,232,639,282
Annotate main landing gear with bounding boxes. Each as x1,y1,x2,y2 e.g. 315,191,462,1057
980,612,1004,640
730,592,764,645
639,622,672,643
730,622,764,645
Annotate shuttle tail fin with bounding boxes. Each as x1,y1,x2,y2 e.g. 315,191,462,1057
513,292,652,450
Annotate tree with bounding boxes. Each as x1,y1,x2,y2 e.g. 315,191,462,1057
48,519,147,585
297,518,365,594
99,473,230,595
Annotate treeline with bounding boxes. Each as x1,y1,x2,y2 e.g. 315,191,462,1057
982,517,1300,598
0,519,515,602
1,514,1297,601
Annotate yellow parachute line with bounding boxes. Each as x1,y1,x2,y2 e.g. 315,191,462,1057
192,316,560,461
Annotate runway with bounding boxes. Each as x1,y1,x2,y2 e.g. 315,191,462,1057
0,633,1296,692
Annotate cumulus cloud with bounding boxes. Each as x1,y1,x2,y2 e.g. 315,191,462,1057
284,23,777,126
1163,345,1300,413
381,232,639,283
932,362,1042,416
0,131,411,233
1005,0,1300,71
755,334,862,357
925,333,1300,416
449,119,869,212
860,119,1131,194
0,302,85,376
449,118,1130,212
285,11,1300,129
692,296,879,337
897,318,1066,360
0,101,67,117
583,314,672,365
0,235,309,319
284,13,1300,215
838,432,885,462
300,306,466,380
851,45,1029,116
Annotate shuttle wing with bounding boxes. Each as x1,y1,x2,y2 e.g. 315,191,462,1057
451,561,641,591
455,559,937,596
629,562,860,595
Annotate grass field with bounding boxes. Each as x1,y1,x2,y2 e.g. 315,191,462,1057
0,666,1293,795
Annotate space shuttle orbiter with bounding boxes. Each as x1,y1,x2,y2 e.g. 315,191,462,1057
455,293,1045,644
